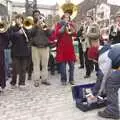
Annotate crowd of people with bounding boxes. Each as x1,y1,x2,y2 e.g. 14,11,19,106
0,9,120,119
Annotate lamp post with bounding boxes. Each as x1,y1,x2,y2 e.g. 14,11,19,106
25,0,37,16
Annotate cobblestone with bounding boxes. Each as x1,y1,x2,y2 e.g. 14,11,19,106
0,65,112,120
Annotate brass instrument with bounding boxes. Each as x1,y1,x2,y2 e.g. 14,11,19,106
58,0,78,20
23,16,34,30
58,0,78,34
66,22,72,34
0,21,8,33
38,15,48,30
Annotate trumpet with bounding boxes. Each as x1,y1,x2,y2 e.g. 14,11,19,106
110,24,118,37
0,21,8,33
38,15,48,30
66,23,72,34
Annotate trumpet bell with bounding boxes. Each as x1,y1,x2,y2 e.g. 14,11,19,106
0,22,8,33
23,16,34,30
58,0,78,20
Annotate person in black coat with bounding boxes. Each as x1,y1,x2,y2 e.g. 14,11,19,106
77,25,84,69
9,14,31,88
0,23,9,91
109,11,120,44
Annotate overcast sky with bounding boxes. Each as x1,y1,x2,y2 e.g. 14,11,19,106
10,0,120,6
107,0,120,6
11,0,84,5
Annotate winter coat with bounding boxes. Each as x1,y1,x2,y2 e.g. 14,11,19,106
55,20,76,63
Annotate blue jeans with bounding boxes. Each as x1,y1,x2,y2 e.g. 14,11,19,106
4,49,12,79
60,61,74,82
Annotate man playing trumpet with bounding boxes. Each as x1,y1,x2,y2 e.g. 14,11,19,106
30,10,51,87
55,8,77,85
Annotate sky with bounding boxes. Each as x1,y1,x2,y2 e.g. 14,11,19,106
107,0,120,6
11,0,84,5
10,0,120,6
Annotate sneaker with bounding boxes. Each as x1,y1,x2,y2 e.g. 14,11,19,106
98,110,119,119
18,85,26,90
28,75,32,80
11,85,17,89
41,81,51,86
69,81,75,85
78,66,84,69
51,72,55,75
0,88,4,93
84,75,90,78
34,81,40,87
61,82,67,86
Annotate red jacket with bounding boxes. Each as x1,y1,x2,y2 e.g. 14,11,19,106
55,22,76,63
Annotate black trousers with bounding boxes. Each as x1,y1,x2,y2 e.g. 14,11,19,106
48,54,55,74
26,56,33,78
0,50,6,89
84,50,94,76
10,57,28,86
78,42,84,67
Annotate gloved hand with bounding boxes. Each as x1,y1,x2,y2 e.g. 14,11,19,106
59,20,68,26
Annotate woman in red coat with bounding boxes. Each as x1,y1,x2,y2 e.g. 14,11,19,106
55,13,76,85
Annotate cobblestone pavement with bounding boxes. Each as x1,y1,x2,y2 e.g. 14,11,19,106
0,65,113,120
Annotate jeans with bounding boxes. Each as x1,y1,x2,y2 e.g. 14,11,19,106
60,61,74,82
4,49,12,79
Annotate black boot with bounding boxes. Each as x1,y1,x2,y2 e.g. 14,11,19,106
84,75,90,78
28,75,32,80
98,110,119,119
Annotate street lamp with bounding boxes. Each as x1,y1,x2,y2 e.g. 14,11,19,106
25,0,37,16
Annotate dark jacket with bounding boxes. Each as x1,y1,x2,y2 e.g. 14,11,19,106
9,25,30,57
109,26,120,44
0,32,9,50
30,26,51,48
108,45,120,69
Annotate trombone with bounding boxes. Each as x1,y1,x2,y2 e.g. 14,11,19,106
38,15,48,30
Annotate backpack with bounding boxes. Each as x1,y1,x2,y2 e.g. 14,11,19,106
87,23,100,40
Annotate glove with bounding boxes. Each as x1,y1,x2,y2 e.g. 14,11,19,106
59,20,68,26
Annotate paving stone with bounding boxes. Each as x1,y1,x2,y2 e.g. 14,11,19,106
0,65,111,120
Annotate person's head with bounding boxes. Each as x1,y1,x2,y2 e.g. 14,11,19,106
115,10,120,24
32,9,41,20
86,16,93,24
116,15,120,24
61,12,71,22
15,14,24,26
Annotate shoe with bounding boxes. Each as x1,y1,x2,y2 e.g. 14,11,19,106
41,81,51,86
11,85,17,89
84,75,90,78
61,82,67,86
0,87,4,93
34,80,40,87
69,81,75,85
98,110,119,119
51,72,55,75
79,66,84,69
18,85,26,90
28,75,32,80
